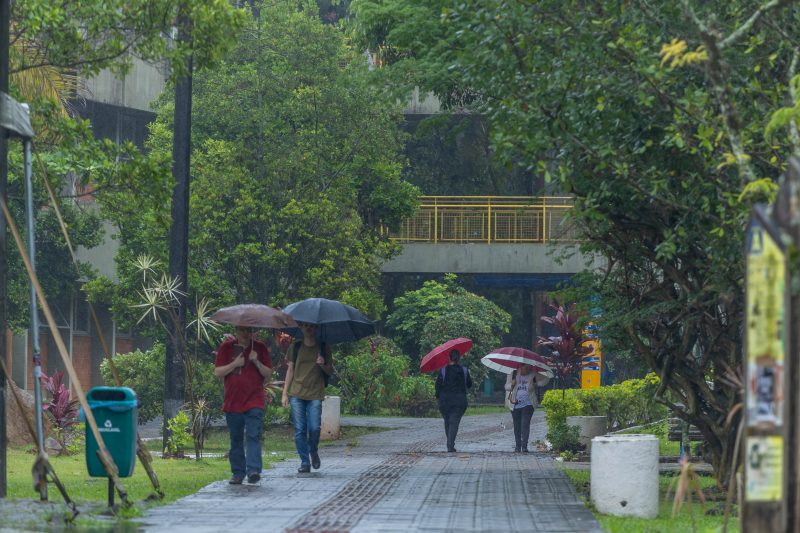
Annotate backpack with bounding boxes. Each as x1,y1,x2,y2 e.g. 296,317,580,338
440,365,468,380
291,340,331,387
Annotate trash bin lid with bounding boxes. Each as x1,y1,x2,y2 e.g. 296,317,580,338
86,386,138,411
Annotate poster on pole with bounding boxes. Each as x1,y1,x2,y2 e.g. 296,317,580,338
745,217,786,428
745,436,784,501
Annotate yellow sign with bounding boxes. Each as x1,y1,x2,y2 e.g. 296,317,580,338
746,223,785,364
581,336,601,389
746,222,786,427
745,436,783,501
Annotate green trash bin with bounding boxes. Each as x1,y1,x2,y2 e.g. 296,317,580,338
85,387,138,478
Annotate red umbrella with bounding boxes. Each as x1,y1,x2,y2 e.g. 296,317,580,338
420,338,473,373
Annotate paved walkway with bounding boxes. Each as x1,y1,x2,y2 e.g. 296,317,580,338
137,412,602,532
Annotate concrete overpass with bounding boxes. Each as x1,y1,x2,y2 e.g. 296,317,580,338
379,196,602,348
381,196,599,284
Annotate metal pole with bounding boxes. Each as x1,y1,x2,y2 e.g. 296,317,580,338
164,12,193,451
0,0,9,500
24,131,46,501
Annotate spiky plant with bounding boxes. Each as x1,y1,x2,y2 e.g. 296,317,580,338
537,301,591,396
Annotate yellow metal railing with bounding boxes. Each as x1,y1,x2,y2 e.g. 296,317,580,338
387,196,576,244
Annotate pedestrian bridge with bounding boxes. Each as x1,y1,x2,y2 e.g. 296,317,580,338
381,196,597,285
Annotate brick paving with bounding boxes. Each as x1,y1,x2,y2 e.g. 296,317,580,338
136,411,602,532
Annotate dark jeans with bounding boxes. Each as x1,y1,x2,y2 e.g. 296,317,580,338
512,405,534,451
289,397,322,466
225,408,264,478
439,404,466,451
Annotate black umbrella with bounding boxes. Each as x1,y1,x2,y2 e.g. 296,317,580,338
283,298,375,344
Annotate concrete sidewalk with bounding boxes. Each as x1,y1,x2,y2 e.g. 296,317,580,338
137,412,602,532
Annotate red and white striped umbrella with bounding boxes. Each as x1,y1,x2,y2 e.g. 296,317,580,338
481,347,553,386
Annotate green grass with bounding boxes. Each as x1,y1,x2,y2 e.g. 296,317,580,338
144,424,386,454
3,424,387,530
616,420,681,456
464,404,509,415
562,468,739,532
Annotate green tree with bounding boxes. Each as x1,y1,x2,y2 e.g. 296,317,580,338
386,274,511,387
4,0,247,329
350,0,800,483
97,0,418,319
11,0,245,81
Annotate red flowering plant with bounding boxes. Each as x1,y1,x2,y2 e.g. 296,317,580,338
537,301,591,397
40,370,80,453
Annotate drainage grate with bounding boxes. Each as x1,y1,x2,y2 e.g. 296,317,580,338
285,424,502,533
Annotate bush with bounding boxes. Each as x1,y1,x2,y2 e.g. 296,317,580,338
541,390,584,430
100,344,164,423
394,375,437,417
336,337,409,415
541,373,669,433
164,411,192,458
548,422,582,453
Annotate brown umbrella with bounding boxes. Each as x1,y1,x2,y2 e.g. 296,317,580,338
210,304,297,329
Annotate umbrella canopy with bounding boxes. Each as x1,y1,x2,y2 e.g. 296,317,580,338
210,304,297,329
481,347,553,386
283,298,375,344
420,337,473,373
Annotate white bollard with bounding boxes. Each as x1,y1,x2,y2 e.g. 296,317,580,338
320,395,341,440
591,434,659,518
566,415,607,450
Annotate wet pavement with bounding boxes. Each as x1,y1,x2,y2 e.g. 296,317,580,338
136,412,602,532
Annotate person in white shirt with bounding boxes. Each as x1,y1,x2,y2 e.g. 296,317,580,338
508,364,537,452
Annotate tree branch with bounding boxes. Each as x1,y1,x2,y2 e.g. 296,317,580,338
719,0,794,50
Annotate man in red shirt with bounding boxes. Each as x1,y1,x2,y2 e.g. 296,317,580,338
214,325,272,484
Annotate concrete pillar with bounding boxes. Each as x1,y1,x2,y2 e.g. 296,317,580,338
591,434,659,518
566,415,607,450
321,395,340,441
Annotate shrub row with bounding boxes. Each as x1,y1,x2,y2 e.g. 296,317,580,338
540,373,668,450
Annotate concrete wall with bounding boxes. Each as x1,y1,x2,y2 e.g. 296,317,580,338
80,56,168,112
76,221,120,282
380,243,603,275
403,87,442,114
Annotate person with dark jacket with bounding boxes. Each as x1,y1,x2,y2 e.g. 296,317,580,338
435,349,473,452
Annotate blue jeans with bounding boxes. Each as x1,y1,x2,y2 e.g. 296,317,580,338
289,397,322,466
225,408,264,478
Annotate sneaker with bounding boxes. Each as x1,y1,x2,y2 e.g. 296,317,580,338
311,452,321,470
229,476,244,485
247,472,261,483
514,446,521,453
297,464,311,474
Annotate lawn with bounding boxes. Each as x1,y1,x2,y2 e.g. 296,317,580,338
464,404,509,416
1,423,387,529
562,468,739,532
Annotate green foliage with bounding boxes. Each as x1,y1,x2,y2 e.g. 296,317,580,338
100,344,165,424
541,374,669,432
10,0,246,80
395,375,437,417
386,274,511,389
97,0,418,320
548,423,581,454
165,411,192,458
336,336,409,415
541,390,584,431
4,102,113,330
351,0,796,483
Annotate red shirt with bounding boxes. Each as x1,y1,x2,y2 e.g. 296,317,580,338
214,337,272,413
